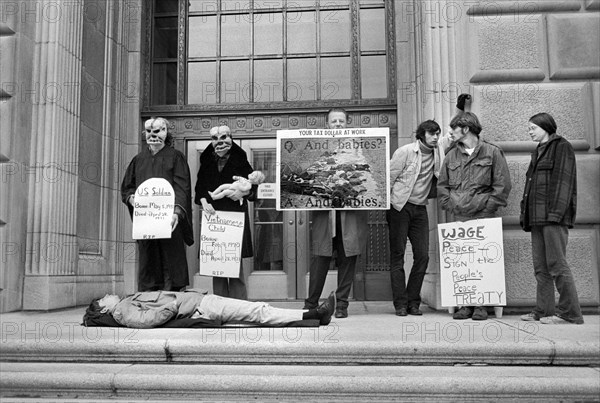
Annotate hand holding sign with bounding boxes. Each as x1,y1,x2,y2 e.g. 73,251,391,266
132,178,175,240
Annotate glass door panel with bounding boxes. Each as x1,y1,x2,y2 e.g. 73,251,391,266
239,139,298,299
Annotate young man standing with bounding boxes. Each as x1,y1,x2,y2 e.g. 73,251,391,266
387,120,445,316
438,112,512,320
519,113,583,325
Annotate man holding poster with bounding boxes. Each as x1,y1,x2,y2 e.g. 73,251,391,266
303,108,369,319
121,117,194,292
438,112,511,320
195,125,264,300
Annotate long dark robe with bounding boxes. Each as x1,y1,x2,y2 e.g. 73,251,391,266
121,146,194,291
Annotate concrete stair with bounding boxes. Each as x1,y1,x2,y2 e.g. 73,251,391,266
1,303,599,401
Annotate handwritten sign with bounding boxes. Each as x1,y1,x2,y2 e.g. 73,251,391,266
258,183,276,199
276,128,390,210
199,211,245,278
438,217,506,307
132,178,174,240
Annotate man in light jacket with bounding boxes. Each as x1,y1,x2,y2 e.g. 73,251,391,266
387,120,445,316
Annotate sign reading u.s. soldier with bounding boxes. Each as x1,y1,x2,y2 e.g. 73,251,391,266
276,128,390,210
132,178,174,240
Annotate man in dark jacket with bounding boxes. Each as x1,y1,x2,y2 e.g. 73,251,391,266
121,117,194,292
195,125,263,299
519,113,583,325
438,112,511,321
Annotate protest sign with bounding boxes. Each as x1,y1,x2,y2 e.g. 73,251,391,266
258,183,276,199
199,211,245,278
132,178,174,240
438,217,507,307
276,127,390,210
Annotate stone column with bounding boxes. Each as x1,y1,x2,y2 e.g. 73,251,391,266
411,0,461,310
23,0,84,309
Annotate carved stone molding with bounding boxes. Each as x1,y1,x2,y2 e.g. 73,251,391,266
177,0,186,105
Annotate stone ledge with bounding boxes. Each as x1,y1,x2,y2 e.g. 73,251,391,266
1,311,598,367
2,363,599,402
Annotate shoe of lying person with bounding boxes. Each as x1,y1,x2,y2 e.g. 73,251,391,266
316,291,336,325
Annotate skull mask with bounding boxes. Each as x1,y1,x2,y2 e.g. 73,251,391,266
145,118,168,149
212,125,233,157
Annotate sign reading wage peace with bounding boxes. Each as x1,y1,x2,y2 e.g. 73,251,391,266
199,211,245,278
438,217,507,308
276,127,390,210
132,178,175,240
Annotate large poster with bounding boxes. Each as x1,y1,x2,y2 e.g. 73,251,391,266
199,211,245,278
276,128,390,210
438,217,507,307
132,178,174,240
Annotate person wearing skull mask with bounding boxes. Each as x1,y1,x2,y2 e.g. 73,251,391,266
121,117,194,292
195,125,262,300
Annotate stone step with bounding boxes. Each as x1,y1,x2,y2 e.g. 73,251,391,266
2,362,599,402
2,312,599,367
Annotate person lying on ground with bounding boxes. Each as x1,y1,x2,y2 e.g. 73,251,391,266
85,289,336,329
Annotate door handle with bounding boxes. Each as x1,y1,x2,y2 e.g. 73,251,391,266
289,220,294,225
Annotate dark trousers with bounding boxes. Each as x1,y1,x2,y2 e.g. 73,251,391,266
387,203,429,310
305,233,357,310
138,226,189,292
212,262,247,300
531,225,583,322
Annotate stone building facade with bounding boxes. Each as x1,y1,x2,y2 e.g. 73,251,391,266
1,0,598,312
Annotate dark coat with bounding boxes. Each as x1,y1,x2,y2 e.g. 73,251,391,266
194,142,256,257
520,134,577,232
121,146,194,246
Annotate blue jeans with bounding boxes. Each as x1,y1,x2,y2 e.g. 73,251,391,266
531,225,583,323
387,203,429,310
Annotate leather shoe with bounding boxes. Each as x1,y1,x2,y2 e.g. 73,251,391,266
316,291,336,325
334,308,348,318
395,307,408,316
408,306,423,316
453,306,473,320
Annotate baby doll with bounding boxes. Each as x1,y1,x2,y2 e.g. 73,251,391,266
208,171,265,204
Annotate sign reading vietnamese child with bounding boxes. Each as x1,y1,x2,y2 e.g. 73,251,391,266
199,211,245,278
276,128,390,210
132,178,174,240
438,217,507,307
